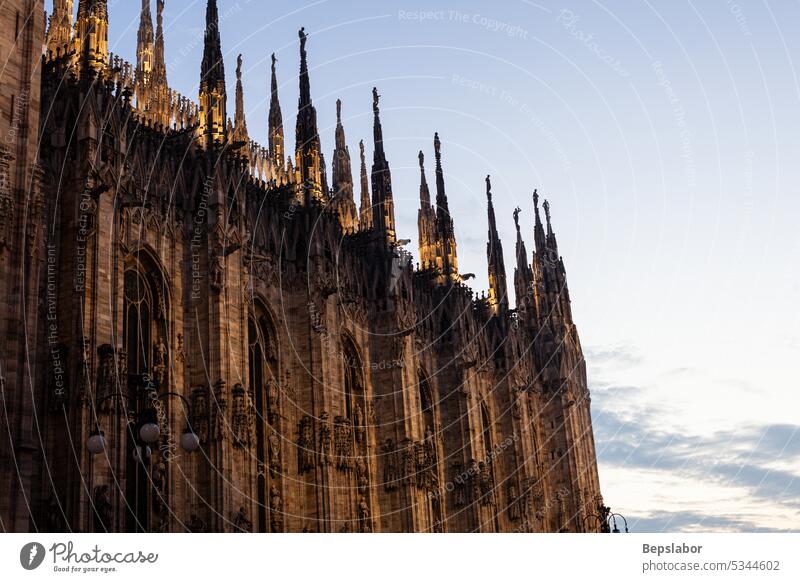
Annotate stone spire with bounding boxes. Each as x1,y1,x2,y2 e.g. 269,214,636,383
370,87,396,243
485,175,508,314
417,151,438,270
75,0,109,76
433,133,458,281
232,54,249,146
295,27,323,202
268,53,285,170
513,207,534,311
153,0,167,83
150,0,170,127
199,0,227,147
533,189,547,254
358,140,372,230
332,100,358,233
136,0,154,75
46,0,74,60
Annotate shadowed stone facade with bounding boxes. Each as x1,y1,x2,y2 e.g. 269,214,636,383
0,0,605,533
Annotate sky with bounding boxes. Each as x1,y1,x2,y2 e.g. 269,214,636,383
55,0,800,532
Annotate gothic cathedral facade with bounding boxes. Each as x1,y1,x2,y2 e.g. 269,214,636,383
0,0,605,533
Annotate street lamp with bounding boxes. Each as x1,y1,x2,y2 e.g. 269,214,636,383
88,429,106,455
609,512,629,533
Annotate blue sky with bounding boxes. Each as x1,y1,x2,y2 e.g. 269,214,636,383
60,0,800,531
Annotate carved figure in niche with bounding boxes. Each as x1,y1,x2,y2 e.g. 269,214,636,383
93,485,113,532
268,430,282,475
266,379,279,424
355,455,369,494
318,412,332,466
353,402,365,443
382,438,399,492
298,415,316,473
358,496,371,532
230,384,252,448
210,252,224,292
269,486,283,532
153,336,167,384
452,462,467,507
232,506,252,532
191,387,209,444
508,483,521,521
334,415,354,471
401,438,416,487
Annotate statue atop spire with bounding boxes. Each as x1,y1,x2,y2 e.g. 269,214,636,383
431,133,458,283
233,53,249,147
295,27,323,201
370,87,396,243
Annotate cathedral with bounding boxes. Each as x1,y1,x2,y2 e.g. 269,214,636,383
0,0,605,533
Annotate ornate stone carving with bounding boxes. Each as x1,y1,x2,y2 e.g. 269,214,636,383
231,383,253,448
269,485,283,532
190,386,209,444
297,415,315,474
382,438,399,492
334,415,353,471
232,506,252,532
318,412,332,466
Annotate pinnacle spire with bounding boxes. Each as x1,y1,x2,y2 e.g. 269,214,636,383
485,175,508,314
418,151,431,207
513,207,534,310
153,0,167,83
295,27,323,201
233,54,249,146
76,0,109,76
417,151,438,270
199,0,227,146
358,140,372,230
431,133,458,281
332,100,358,233
46,0,74,60
268,53,285,169
370,87,396,242
533,189,547,254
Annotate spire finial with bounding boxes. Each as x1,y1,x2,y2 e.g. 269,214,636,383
372,87,380,115
543,199,551,226
533,189,539,208
513,207,521,231
434,132,442,165
271,52,276,69
336,98,342,124
299,27,307,53
360,139,365,160
486,175,492,201
236,53,243,80
418,150,425,169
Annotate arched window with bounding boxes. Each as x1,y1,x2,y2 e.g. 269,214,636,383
122,260,169,533
248,305,278,532
479,402,499,531
418,370,443,531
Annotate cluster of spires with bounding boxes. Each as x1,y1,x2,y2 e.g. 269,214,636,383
45,0,570,315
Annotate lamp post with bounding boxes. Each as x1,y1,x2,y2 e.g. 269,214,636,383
87,377,200,457
583,508,630,533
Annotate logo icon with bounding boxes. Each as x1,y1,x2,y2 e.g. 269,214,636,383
20,542,46,570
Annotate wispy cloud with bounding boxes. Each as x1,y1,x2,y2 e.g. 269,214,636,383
588,344,800,532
